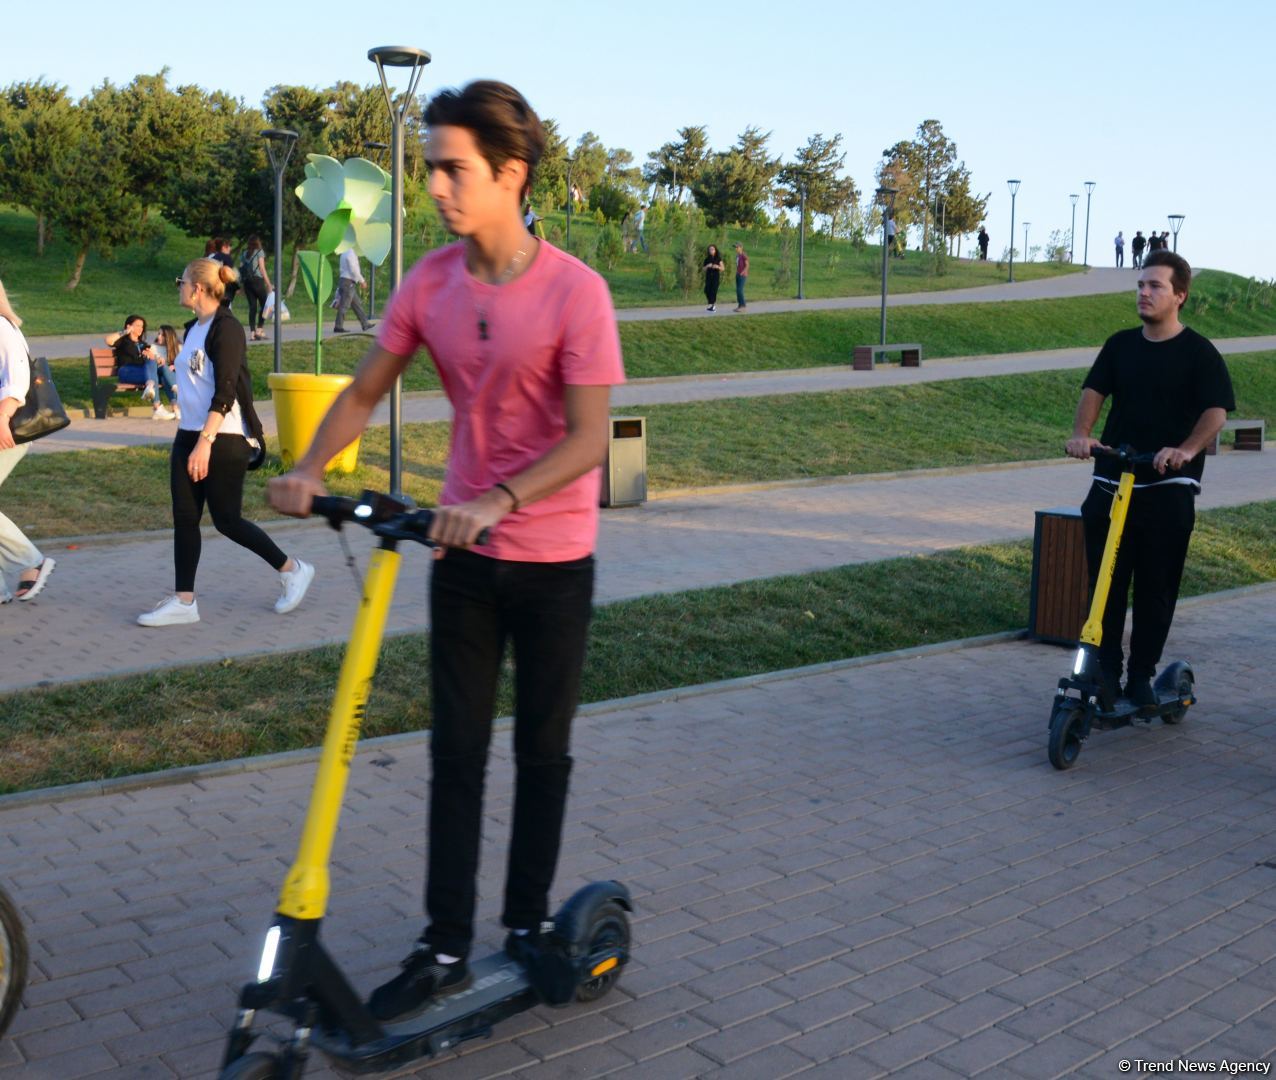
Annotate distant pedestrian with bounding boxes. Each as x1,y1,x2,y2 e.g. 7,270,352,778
238,236,272,341
977,226,990,260
1146,231,1162,254
1132,230,1146,268
209,238,240,310
733,242,749,312
1161,231,1171,252
703,244,725,312
886,215,898,259
136,257,315,628
633,203,648,254
1114,231,1125,267
0,278,56,603
333,249,373,334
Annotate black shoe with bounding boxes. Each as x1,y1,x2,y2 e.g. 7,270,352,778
504,923,577,1006
368,942,471,1022
1099,667,1123,706
333,326,347,333
1125,676,1157,715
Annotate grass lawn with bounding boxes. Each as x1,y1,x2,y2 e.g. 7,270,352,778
2,203,1086,335
8,352,1275,541
2,499,1273,795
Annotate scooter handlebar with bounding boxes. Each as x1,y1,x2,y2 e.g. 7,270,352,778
1089,444,1160,468
310,492,491,546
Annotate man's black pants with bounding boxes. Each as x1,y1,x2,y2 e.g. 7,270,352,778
424,549,594,958
1080,481,1195,681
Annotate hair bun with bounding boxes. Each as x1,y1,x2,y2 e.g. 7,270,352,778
219,263,239,285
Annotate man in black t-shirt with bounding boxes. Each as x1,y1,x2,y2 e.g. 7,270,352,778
1065,250,1235,709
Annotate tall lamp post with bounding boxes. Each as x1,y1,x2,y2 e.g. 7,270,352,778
1023,222,1031,265
797,181,807,299
261,128,298,375
1007,179,1020,283
369,45,431,497
1082,180,1095,268
1168,214,1185,252
362,140,389,319
876,186,897,346
1069,193,1079,263
565,154,575,251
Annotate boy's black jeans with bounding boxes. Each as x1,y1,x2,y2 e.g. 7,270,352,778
423,548,595,959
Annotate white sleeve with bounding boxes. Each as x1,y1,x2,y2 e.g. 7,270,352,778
0,321,30,404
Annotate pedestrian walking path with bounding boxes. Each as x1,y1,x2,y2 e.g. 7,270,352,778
24,268,1136,360
3,584,1274,1077
26,334,1276,456
5,449,1274,695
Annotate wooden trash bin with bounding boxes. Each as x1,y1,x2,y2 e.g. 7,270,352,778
1029,506,1091,645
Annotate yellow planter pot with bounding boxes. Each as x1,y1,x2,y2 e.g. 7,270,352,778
268,372,362,474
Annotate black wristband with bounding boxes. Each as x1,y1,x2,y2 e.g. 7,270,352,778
494,481,520,510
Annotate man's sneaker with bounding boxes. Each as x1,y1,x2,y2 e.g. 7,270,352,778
153,405,177,421
504,923,577,1006
1098,667,1123,706
275,559,315,614
368,942,471,1022
1125,676,1158,715
138,595,199,627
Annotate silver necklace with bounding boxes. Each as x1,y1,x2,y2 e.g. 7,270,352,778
476,247,527,341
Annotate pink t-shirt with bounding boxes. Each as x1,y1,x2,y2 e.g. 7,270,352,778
377,241,626,562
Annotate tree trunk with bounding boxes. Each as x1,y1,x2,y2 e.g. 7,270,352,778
285,248,300,298
65,245,89,290
36,214,45,256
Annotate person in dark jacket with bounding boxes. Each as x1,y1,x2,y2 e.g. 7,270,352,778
136,258,314,627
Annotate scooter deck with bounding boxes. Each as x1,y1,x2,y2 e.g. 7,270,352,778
308,952,536,1073
1089,688,1192,730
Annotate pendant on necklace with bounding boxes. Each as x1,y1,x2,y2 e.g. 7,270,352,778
478,314,488,341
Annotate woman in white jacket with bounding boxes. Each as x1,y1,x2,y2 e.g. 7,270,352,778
0,279,54,602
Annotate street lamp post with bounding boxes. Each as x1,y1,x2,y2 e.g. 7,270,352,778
1083,180,1095,268
1007,179,1020,283
565,155,575,251
1168,214,1186,252
1023,222,1031,265
1069,194,1079,263
797,183,807,299
362,140,389,319
261,128,299,375
369,45,431,497
876,187,897,346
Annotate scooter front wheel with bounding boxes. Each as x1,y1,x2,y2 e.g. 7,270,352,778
1048,702,1085,770
0,886,28,1038
219,1051,285,1080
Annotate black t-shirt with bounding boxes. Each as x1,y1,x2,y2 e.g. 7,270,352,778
1082,325,1235,486
112,336,147,370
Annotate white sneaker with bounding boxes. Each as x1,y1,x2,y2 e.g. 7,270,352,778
142,383,156,402
137,595,200,627
153,405,176,421
275,558,315,614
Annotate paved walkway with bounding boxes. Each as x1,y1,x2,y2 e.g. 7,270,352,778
3,584,1275,1077
5,450,1275,695
25,269,1137,360
27,335,1276,456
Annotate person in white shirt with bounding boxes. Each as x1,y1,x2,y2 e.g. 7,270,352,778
0,278,55,602
333,249,373,333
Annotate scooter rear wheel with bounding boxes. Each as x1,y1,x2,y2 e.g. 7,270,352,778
0,886,28,1038
1162,671,1193,725
1048,702,1085,770
219,1051,284,1079
575,901,630,1003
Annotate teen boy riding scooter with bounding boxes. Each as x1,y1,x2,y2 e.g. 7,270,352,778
268,80,625,1021
1064,250,1234,711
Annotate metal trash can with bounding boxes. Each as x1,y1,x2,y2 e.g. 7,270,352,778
601,416,647,507
1029,506,1091,645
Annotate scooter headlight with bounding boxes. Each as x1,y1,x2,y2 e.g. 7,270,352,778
257,925,282,983
1072,649,1086,676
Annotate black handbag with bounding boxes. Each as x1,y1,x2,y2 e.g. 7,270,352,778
12,354,71,444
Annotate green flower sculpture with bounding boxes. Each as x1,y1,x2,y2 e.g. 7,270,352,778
296,153,392,265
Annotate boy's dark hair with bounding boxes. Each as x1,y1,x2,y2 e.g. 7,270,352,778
425,81,545,195
1143,249,1192,308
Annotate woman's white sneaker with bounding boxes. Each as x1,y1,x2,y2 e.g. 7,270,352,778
275,558,315,614
138,595,200,627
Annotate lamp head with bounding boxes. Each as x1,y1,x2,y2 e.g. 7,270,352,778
1084,180,1096,194
1070,193,1079,206
1007,179,1020,195
367,45,431,67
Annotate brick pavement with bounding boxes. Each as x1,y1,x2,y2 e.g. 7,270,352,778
5,450,1275,694
29,335,1276,456
25,269,1137,360
2,585,1274,1077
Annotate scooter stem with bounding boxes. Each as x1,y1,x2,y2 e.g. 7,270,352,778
276,547,402,920
1079,471,1135,648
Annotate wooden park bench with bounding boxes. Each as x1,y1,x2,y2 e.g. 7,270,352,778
89,347,147,419
1207,417,1266,455
852,342,923,371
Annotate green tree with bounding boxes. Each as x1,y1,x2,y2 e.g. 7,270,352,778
692,127,778,228
0,80,80,254
530,117,568,209
572,131,608,199
938,164,988,257
776,133,859,235
643,126,709,202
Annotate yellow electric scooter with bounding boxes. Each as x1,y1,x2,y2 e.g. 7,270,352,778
218,491,631,1079
1048,447,1195,770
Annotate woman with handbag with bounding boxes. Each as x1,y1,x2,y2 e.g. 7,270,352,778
239,236,272,341
136,258,314,627
0,279,55,603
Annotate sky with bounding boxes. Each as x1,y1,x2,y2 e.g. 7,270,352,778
8,0,1274,281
